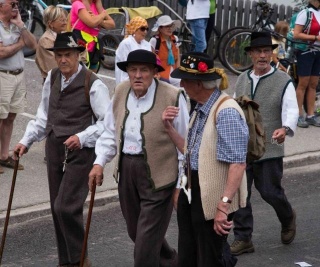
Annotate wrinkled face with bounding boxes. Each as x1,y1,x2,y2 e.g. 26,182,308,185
0,0,19,18
180,79,199,101
159,24,175,38
49,15,67,34
134,26,149,43
127,63,157,98
248,46,272,74
54,49,79,79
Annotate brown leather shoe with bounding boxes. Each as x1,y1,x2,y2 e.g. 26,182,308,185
0,156,24,170
281,209,296,244
230,240,254,256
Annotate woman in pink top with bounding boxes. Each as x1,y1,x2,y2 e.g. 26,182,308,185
70,0,114,72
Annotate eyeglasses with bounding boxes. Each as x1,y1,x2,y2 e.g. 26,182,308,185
139,26,149,32
1,2,19,8
54,17,67,23
251,48,273,55
161,24,174,29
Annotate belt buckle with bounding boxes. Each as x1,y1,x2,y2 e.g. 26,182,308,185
12,69,22,75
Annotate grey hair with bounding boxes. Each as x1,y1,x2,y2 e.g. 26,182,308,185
201,80,218,89
43,5,68,29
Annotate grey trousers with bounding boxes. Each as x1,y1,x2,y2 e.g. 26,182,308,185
233,158,294,242
46,132,95,265
118,154,178,267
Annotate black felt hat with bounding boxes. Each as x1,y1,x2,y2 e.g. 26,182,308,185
244,31,278,52
170,52,222,81
117,49,165,72
47,32,86,52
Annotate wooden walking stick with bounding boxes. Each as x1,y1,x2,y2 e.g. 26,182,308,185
80,180,96,267
0,153,20,265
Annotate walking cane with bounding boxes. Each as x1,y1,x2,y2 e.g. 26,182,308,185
0,153,20,265
80,180,96,267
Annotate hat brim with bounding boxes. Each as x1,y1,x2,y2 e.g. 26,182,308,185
244,44,278,52
46,46,86,52
151,20,181,32
170,68,222,81
117,61,165,73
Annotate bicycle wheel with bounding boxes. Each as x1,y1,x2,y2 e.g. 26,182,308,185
23,16,45,57
221,29,253,75
217,26,247,64
100,34,121,70
206,26,221,60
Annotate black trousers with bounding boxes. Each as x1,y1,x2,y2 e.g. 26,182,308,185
233,158,294,242
46,131,95,265
177,171,235,267
118,154,178,267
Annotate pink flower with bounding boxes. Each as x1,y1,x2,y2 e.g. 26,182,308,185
198,62,208,72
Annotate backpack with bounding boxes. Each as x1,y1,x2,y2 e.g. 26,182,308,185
287,7,312,52
154,35,177,55
214,95,266,163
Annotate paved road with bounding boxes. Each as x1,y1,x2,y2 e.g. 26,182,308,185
0,164,319,267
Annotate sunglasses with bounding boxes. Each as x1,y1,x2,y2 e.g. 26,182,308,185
2,2,19,8
139,26,149,32
161,24,174,29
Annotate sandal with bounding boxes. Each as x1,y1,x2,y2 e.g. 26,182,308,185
0,156,24,170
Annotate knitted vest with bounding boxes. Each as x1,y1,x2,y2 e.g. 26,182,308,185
113,79,183,191
189,92,248,220
235,68,291,160
45,67,98,138
156,34,179,81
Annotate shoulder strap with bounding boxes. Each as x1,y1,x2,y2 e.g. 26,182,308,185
213,96,232,125
84,69,98,122
155,35,161,54
303,8,312,33
50,68,60,89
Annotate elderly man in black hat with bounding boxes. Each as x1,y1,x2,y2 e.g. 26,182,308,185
14,32,110,266
230,31,299,256
170,52,249,267
89,49,189,267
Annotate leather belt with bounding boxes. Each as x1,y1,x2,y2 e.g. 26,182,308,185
0,69,23,75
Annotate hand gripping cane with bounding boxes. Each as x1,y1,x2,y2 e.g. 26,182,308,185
0,153,20,265
80,180,96,267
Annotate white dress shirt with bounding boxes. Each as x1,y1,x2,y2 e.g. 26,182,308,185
115,35,152,85
94,79,189,185
19,64,110,149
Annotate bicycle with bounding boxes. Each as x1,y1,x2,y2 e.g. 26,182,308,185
218,1,276,75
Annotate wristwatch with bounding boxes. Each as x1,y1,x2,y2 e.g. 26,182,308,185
221,196,232,204
19,24,27,31
282,126,290,135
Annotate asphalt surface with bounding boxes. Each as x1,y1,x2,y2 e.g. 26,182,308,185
0,57,319,266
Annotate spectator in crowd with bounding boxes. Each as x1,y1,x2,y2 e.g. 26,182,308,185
186,0,210,52
205,0,216,53
293,0,320,127
115,16,152,85
70,0,115,72
14,32,110,266
170,51,248,266
0,0,37,173
89,49,189,267
150,15,181,87
230,31,299,256
35,6,68,83
271,21,289,72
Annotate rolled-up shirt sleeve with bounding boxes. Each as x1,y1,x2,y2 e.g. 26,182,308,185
216,108,249,163
93,100,117,167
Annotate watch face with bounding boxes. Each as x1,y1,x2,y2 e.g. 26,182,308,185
222,197,228,202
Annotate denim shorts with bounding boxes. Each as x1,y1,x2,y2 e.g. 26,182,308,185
296,49,320,76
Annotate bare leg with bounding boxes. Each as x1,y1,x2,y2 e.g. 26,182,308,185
0,113,16,160
296,76,310,116
306,76,318,116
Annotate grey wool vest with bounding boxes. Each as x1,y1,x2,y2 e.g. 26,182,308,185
45,67,98,138
235,68,292,160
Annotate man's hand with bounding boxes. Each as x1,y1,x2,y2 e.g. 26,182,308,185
13,143,28,159
64,135,81,150
162,106,179,132
272,128,286,144
10,11,24,29
213,204,233,236
88,164,104,191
